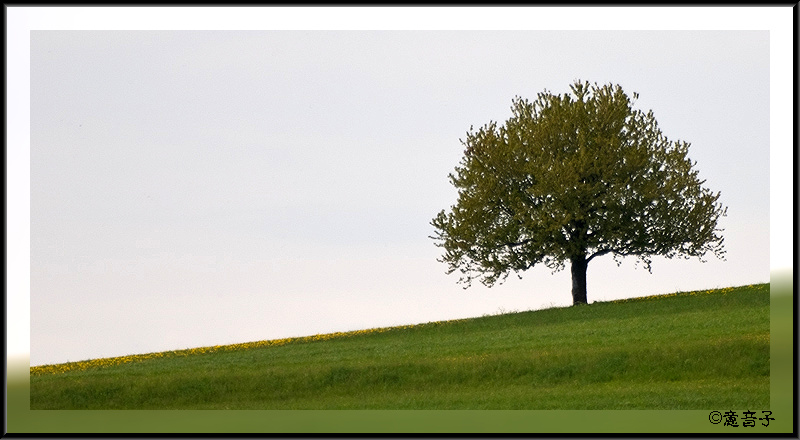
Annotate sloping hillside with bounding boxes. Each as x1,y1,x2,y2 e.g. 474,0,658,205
30,284,769,409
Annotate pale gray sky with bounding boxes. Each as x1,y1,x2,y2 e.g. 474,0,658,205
7,8,791,366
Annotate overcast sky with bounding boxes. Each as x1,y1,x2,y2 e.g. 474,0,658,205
8,8,791,367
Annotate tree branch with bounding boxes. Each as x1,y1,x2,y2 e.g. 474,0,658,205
503,238,536,249
586,249,612,263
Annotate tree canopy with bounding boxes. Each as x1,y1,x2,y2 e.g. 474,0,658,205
430,81,727,305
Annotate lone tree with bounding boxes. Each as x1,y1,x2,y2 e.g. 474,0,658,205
431,81,727,306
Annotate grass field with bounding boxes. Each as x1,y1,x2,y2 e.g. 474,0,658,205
30,283,769,410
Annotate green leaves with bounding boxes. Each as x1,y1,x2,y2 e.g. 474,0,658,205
431,80,727,291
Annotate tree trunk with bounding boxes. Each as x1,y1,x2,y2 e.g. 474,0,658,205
570,254,588,305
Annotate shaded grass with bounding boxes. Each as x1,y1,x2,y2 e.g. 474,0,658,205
30,284,769,409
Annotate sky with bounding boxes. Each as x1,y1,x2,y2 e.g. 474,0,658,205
7,7,792,367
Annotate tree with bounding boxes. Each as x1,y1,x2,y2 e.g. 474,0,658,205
430,81,727,306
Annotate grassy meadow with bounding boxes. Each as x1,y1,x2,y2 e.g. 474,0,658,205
30,284,769,410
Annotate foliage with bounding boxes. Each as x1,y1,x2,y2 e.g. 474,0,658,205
431,81,727,302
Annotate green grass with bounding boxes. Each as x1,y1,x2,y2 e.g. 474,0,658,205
30,283,769,409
